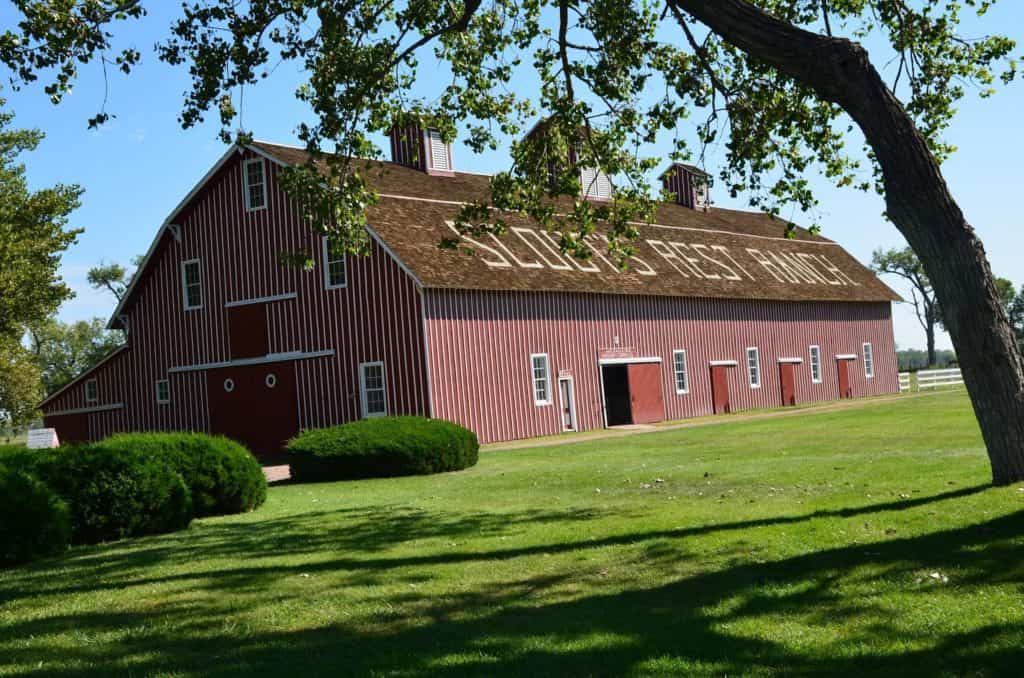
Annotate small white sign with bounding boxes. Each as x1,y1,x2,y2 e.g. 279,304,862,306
26,428,59,449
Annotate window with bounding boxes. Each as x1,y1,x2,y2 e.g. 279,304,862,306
85,379,98,404
322,236,348,289
746,347,761,388
181,259,202,310
809,345,822,383
360,362,387,417
531,353,551,405
863,343,875,378
673,350,689,394
243,158,267,211
155,379,170,404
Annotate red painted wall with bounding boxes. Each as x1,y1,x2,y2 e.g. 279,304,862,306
43,150,430,446
423,289,898,443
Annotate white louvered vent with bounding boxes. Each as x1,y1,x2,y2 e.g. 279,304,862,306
581,166,613,200
427,128,451,172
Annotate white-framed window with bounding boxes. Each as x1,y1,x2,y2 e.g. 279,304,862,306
359,361,387,418
181,259,202,310
863,342,875,378
242,157,267,211
155,379,170,404
530,353,551,405
322,236,348,289
85,379,98,404
673,350,689,394
809,345,822,384
746,347,761,388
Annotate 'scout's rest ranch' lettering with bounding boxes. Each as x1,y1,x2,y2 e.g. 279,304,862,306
446,222,859,287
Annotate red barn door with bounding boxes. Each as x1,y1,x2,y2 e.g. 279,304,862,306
627,362,665,424
837,359,852,399
208,361,298,463
710,365,732,414
779,363,797,406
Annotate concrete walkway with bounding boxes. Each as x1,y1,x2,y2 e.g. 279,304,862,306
484,390,953,452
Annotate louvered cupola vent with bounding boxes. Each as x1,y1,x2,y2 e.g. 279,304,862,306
660,163,710,211
389,122,454,176
523,120,614,201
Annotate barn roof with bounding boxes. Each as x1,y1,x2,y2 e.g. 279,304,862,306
251,141,900,304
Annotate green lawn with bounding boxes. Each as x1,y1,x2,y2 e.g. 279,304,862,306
2,390,1023,677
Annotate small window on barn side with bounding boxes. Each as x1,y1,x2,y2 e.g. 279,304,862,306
746,347,761,388
243,158,267,211
156,379,170,404
531,353,551,406
85,379,98,404
809,345,822,383
359,361,387,418
673,350,689,394
322,236,348,289
181,259,202,310
863,343,875,379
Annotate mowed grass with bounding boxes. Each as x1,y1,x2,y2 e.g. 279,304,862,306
2,391,1023,677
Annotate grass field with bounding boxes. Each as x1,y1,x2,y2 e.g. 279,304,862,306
2,390,1022,676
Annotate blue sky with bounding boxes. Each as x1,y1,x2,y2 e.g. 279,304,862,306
2,1,1022,352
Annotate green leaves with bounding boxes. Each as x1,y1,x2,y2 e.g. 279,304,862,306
2,1,1018,265
0,97,82,343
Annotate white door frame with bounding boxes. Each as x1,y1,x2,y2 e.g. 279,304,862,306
558,375,577,432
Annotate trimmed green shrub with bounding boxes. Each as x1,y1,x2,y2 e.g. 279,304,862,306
31,445,192,544
99,433,267,516
287,416,479,482
0,467,71,566
0,443,28,455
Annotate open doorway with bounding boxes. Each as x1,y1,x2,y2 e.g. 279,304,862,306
601,364,632,426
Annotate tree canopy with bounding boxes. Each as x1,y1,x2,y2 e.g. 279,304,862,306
27,318,125,396
0,96,81,342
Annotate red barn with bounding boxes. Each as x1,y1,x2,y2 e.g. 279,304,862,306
39,127,900,459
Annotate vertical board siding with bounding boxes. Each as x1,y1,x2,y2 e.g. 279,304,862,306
43,150,429,442
424,289,899,444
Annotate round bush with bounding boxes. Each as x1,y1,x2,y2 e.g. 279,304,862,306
33,445,193,545
100,433,267,517
287,416,479,482
0,467,71,566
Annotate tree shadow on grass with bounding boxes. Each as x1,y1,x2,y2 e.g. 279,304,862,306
1,484,1020,676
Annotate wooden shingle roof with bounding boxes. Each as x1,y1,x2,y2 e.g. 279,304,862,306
252,141,900,304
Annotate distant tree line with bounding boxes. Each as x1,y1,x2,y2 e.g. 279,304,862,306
896,349,958,373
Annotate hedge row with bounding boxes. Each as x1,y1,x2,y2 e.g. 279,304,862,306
1,433,266,567
287,416,478,482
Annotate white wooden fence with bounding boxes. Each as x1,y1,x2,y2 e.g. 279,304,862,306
899,368,964,392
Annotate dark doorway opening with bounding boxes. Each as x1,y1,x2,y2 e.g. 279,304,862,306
602,364,633,426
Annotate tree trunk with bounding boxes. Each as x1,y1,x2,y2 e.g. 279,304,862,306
674,0,1024,484
926,322,936,368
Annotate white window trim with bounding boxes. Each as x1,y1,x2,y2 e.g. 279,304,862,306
746,347,761,389
863,342,875,379
181,259,203,311
809,345,822,384
359,361,388,418
530,353,552,406
242,157,267,212
321,236,348,290
155,379,170,405
673,350,689,394
84,378,98,404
